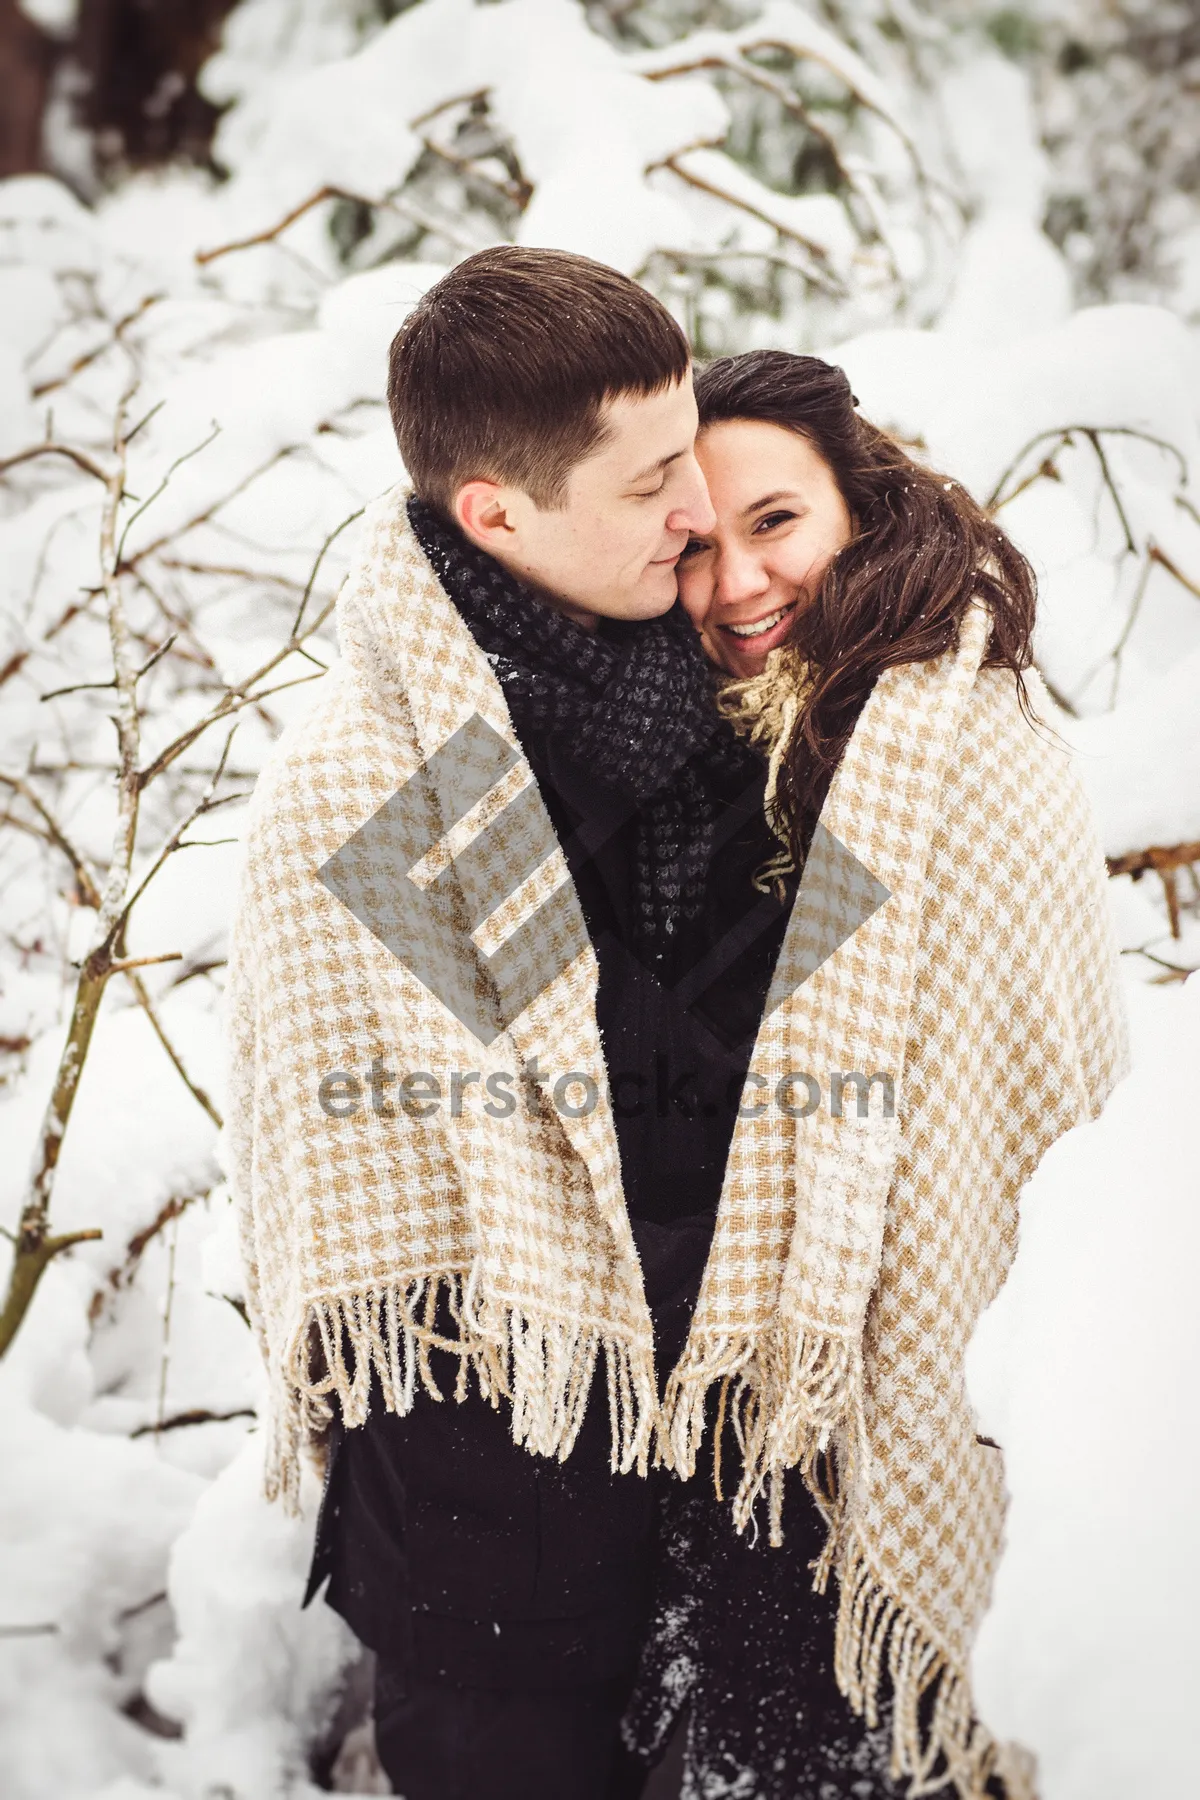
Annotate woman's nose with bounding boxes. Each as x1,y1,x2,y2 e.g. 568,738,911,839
714,544,771,607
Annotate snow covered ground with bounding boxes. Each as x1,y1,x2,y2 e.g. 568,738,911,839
1,2,1198,1796
967,968,1200,1800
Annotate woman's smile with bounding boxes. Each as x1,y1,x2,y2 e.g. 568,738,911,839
719,598,798,652
677,418,855,677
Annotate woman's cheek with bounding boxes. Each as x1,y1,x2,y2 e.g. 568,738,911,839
676,566,736,670
700,622,734,670
675,566,711,633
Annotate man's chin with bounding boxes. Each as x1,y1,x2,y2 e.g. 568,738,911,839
633,565,682,617
592,567,682,624
611,596,677,625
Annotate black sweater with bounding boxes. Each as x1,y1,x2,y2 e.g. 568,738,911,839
303,619,795,1687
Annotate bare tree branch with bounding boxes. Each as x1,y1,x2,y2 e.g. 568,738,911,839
105,951,183,975
0,442,111,484
987,424,1190,513
0,770,103,906
195,182,484,266
650,153,847,293
121,968,223,1127
131,1406,256,1439
1151,541,1200,601
293,505,364,636
31,293,165,401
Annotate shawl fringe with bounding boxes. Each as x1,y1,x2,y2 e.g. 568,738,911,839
261,1295,1037,1800
660,1337,1034,1800
657,1323,866,1528
831,1531,1010,1799
262,1273,658,1511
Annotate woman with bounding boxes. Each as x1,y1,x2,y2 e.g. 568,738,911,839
619,352,1130,1800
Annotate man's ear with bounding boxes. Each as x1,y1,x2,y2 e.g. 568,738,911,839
454,481,516,553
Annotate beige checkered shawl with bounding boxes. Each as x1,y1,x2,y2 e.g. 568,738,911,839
223,483,1129,1799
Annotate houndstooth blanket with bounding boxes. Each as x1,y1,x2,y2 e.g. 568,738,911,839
222,483,1130,1799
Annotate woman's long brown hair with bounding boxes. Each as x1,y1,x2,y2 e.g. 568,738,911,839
693,350,1044,870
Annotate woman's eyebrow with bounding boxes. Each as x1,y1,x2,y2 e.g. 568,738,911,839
741,489,800,517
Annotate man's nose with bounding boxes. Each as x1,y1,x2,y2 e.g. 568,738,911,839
667,458,716,537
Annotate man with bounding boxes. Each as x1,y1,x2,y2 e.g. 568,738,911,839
223,246,795,1799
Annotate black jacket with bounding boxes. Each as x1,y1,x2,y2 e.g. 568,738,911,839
303,629,794,1688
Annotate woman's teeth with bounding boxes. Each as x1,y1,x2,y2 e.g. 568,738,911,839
725,602,793,639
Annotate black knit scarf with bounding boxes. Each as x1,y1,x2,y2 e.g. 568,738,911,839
407,495,765,971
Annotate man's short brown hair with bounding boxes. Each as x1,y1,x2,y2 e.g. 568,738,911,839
387,246,691,517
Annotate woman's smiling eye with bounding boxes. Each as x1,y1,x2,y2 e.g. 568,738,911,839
679,537,710,560
753,509,797,533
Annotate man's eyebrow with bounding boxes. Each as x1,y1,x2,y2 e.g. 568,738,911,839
627,447,687,486
741,489,800,517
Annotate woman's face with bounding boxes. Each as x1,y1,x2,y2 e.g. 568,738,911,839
676,418,855,677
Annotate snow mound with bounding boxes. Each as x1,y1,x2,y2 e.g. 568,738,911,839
966,972,1200,1800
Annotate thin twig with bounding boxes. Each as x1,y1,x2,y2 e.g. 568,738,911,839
1131,948,1197,982
1083,428,1137,556
157,558,308,591
651,243,848,288
31,294,164,401
125,446,298,568
991,453,1064,515
92,1191,203,1311
115,425,222,569
641,36,916,157
120,970,223,1128
128,569,222,683
40,676,118,701
1107,547,1154,706
195,187,340,264
1150,542,1200,601
195,183,483,266
409,87,488,130
292,505,365,636
1,391,189,1357
135,664,330,787
154,1209,180,1436
1107,840,1200,878
987,424,1189,513
0,770,102,907
0,442,110,484
119,1591,168,1622
116,728,239,928
418,135,531,208
651,154,846,292
132,637,179,684
1036,668,1080,719
104,952,183,975
132,1406,256,1440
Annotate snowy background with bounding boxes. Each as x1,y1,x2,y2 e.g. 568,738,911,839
1,3,1197,1797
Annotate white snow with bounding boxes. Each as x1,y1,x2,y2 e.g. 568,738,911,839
937,210,1073,348
0,1358,203,1800
1056,645,1200,856
16,0,77,35
966,972,1200,1800
147,1437,358,1800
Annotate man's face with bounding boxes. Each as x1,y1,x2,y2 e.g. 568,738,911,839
453,376,716,629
